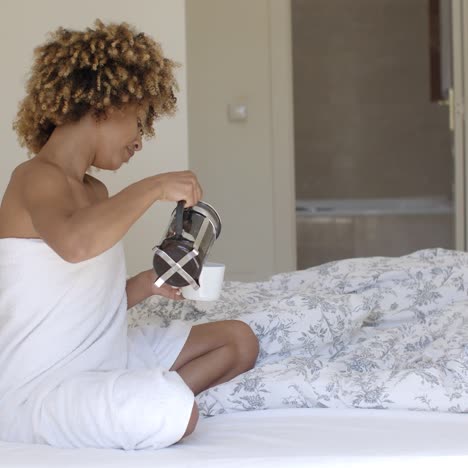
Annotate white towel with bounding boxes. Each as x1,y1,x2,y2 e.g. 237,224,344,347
0,238,194,450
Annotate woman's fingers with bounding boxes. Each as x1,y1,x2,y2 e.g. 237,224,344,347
157,170,203,207
158,284,184,300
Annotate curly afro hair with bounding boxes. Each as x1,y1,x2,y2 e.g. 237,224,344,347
13,19,179,156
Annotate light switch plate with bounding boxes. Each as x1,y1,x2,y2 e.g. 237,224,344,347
227,103,248,122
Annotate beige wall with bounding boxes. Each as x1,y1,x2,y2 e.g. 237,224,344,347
0,0,188,276
292,0,452,200
187,0,278,281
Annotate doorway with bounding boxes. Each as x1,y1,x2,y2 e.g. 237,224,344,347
291,0,456,269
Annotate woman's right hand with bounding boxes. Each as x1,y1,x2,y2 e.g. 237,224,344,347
155,170,203,207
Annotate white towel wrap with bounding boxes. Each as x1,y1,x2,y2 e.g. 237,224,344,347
0,238,194,449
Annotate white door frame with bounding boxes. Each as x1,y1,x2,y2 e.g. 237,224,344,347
268,0,297,272
452,0,467,250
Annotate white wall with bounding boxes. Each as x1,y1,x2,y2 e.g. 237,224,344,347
0,0,188,276
186,0,274,282
186,0,296,281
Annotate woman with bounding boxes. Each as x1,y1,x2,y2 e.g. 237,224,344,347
0,19,258,450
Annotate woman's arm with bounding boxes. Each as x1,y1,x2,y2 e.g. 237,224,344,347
18,162,201,262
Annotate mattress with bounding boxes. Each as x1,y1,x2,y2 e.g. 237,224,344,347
1,408,467,467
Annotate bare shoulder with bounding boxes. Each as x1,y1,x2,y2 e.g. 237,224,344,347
11,159,70,196
0,159,73,238
11,159,66,182
84,173,109,201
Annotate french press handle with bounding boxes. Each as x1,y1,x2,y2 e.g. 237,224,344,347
175,200,185,239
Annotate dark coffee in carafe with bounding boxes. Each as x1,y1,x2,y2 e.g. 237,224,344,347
153,200,221,289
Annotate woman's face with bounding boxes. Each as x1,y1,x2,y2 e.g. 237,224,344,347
93,104,143,170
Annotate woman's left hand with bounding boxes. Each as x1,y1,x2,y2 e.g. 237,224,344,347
143,269,184,301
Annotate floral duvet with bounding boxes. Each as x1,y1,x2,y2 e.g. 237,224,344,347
129,248,468,416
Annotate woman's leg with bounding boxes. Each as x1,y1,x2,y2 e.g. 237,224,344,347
170,320,259,396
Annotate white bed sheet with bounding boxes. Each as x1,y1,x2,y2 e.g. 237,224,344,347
1,408,467,468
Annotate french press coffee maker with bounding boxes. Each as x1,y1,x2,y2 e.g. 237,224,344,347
153,200,222,289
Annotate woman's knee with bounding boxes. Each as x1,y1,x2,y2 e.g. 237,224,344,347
181,402,199,439
228,320,259,370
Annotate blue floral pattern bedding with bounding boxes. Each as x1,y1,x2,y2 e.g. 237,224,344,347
128,248,468,416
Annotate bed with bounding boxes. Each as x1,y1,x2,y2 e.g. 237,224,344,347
1,408,468,467
2,248,468,466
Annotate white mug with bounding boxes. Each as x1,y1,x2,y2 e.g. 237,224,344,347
181,262,225,301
